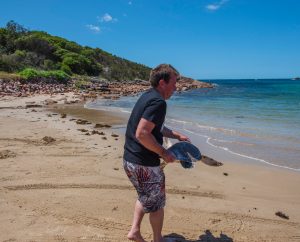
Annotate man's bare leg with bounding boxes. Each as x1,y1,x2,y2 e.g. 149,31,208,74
127,200,146,242
149,208,164,242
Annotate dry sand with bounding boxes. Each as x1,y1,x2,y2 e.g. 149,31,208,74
1,93,300,242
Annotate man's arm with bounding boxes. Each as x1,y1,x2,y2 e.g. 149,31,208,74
136,118,176,163
161,126,191,142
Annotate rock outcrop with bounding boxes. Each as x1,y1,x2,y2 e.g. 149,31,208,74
0,75,214,99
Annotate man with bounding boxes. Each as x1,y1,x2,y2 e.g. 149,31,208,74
123,64,190,242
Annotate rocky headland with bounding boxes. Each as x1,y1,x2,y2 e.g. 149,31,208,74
0,75,213,100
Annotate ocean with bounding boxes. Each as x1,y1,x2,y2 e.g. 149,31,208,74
86,79,300,171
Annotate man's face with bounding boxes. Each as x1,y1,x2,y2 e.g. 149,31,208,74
164,73,178,100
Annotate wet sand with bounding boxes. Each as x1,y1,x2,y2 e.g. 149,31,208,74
49,103,127,126
0,93,300,242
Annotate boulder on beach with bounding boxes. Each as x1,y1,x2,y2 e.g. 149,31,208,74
44,99,58,105
91,130,105,135
94,123,111,128
76,119,89,125
275,211,289,220
25,104,43,109
42,136,56,144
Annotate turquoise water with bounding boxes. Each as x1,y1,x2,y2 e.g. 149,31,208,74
87,79,300,171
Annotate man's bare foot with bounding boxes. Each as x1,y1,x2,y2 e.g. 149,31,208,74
127,229,146,242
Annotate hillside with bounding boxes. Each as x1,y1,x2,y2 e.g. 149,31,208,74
0,21,150,81
0,21,213,97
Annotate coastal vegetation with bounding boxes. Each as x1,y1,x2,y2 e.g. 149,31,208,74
0,21,212,97
0,21,150,83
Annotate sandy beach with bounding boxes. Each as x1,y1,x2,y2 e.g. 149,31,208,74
1,93,300,242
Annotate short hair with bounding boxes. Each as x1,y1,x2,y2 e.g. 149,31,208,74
149,64,179,87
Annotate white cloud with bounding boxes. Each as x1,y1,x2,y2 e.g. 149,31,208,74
98,13,118,23
206,4,220,10
206,0,229,11
86,24,101,33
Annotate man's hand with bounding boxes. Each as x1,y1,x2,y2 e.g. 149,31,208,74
177,134,191,143
161,149,176,163
162,126,191,143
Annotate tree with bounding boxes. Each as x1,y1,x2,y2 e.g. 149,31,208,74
15,34,55,57
6,20,28,35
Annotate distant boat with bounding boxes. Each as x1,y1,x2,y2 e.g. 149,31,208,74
292,77,300,80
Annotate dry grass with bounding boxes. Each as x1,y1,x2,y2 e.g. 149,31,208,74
0,71,21,81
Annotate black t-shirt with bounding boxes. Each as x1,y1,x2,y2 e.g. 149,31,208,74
123,88,166,166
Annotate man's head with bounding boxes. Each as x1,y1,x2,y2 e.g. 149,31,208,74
150,64,180,100
149,64,180,88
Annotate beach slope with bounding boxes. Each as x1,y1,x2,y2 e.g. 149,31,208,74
0,94,299,242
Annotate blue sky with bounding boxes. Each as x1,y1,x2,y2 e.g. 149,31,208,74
1,0,300,79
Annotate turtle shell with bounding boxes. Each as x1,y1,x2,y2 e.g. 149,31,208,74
167,141,202,169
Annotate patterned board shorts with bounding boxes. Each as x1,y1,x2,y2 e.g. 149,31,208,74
123,160,166,213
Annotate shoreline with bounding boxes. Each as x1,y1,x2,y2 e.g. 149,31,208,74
177,125,300,173
1,93,300,241
85,97,300,173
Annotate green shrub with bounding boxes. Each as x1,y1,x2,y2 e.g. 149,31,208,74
53,48,69,60
43,70,70,81
60,63,72,75
62,53,91,75
43,59,55,70
19,68,39,79
19,68,69,82
0,52,25,72
14,49,26,57
15,34,54,56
